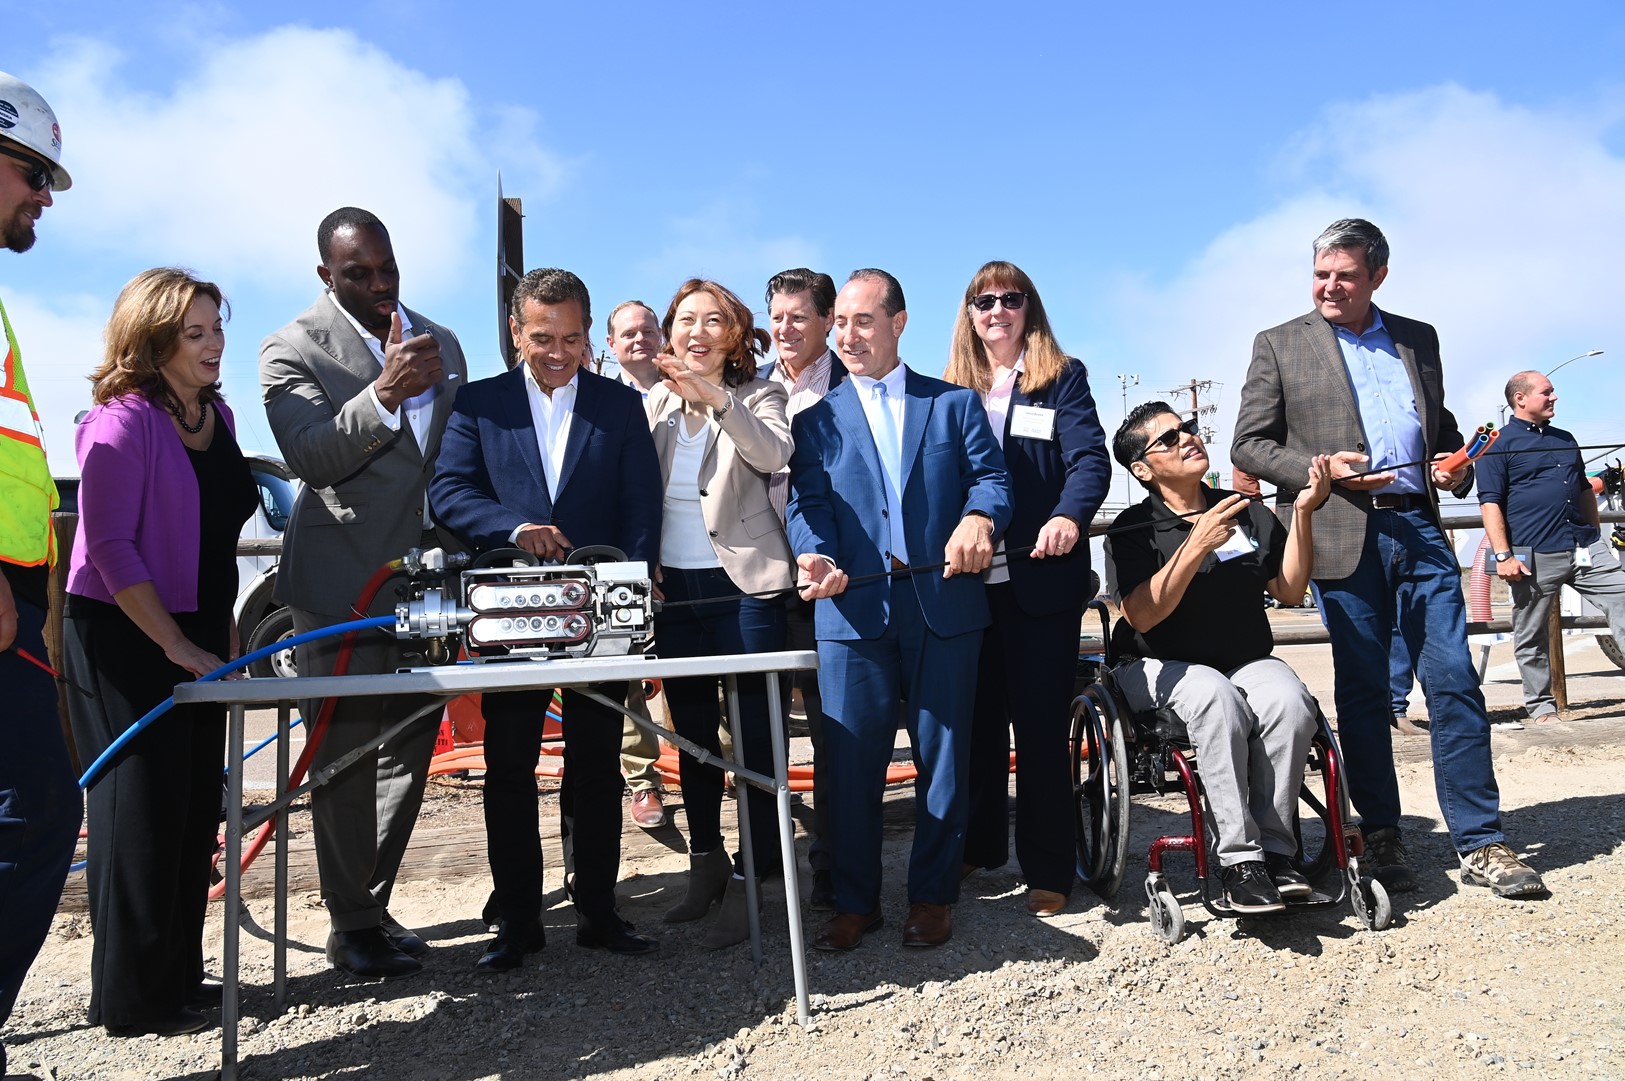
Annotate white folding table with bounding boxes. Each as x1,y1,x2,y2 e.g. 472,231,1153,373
174,648,818,1081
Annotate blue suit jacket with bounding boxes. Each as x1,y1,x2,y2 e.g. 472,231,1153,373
429,366,662,562
998,357,1111,616
786,366,1011,641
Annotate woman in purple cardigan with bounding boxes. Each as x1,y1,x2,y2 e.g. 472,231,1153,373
62,268,256,1039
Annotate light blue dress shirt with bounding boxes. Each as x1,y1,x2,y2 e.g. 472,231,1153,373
850,365,910,565
1333,307,1424,495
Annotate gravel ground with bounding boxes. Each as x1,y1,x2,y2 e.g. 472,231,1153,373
6,666,1625,1080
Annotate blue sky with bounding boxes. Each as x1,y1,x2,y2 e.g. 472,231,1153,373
7,2,1625,504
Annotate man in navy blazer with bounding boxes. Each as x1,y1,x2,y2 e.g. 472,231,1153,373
430,268,663,967
786,269,1011,951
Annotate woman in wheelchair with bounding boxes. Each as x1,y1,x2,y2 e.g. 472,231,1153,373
1107,402,1330,914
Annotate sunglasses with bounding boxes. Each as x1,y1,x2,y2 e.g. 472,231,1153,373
1138,416,1202,459
970,291,1027,312
0,144,52,193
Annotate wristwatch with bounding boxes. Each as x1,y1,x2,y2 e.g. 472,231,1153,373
1494,550,1514,562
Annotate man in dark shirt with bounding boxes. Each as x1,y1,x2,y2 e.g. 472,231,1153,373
1478,371,1625,722
1106,402,1330,914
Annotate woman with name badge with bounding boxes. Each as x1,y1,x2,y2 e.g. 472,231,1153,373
62,268,257,1037
946,260,1112,917
647,279,795,948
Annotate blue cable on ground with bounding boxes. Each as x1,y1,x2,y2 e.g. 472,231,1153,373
76,615,395,790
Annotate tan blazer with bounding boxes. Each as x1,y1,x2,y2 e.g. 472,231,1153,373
647,376,795,595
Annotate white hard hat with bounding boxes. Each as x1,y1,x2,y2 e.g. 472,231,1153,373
0,71,70,191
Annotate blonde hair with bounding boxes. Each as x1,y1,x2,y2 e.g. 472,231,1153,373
944,260,1071,395
90,267,229,409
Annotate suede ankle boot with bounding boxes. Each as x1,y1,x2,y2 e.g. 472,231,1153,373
664,846,731,923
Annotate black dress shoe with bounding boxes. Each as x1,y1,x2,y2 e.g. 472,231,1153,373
809,869,836,911
576,914,658,956
106,1008,212,1038
476,920,546,972
380,912,430,957
326,928,422,980
186,981,224,1008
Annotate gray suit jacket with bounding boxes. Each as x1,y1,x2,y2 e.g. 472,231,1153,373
1231,308,1466,582
260,293,467,619
646,376,795,595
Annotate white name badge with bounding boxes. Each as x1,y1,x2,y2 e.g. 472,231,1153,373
1213,528,1258,563
1576,545,1593,568
1009,405,1057,441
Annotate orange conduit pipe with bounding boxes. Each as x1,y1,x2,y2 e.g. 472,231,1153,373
208,559,405,900
1468,533,1493,623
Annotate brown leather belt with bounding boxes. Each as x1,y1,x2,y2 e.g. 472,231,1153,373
890,556,909,572
1371,493,1428,511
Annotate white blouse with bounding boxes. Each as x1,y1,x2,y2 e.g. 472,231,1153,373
661,419,723,569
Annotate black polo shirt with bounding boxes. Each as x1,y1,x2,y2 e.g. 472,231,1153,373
1475,419,1595,554
1105,486,1285,672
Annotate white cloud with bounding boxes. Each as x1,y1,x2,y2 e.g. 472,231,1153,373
632,199,822,309
1107,84,1625,480
35,26,569,295
2,289,104,473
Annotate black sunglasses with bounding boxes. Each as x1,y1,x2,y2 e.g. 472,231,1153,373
1138,416,1202,459
0,144,52,193
970,291,1027,312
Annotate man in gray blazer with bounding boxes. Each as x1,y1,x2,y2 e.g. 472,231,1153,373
261,207,468,979
1233,218,1546,900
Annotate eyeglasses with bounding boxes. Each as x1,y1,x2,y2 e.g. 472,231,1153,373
0,144,52,193
1138,417,1202,459
970,291,1027,312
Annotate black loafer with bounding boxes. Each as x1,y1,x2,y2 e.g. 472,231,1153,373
326,928,422,980
576,914,658,956
106,1008,212,1038
185,981,224,1008
1263,852,1314,900
380,912,429,958
476,920,547,972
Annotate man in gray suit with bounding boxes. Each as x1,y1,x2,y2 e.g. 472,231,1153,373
261,207,468,979
1233,218,1546,900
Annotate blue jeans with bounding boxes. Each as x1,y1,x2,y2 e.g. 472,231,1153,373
656,566,786,876
0,594,83,1026
1313,507,1502,854
1388,626,1414,717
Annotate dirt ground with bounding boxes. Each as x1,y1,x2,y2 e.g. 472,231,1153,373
4,637,1625,1081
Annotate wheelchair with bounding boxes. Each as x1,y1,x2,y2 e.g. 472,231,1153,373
1068,602,1393,944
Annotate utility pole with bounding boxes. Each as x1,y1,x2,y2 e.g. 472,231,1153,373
1117,374,1140,504
1166,377,1218,440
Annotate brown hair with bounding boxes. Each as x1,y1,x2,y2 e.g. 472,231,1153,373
944,260,1071,395
660,278,769,388
90,267,230,409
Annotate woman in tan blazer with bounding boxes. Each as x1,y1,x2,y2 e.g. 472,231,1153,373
647,278,795,949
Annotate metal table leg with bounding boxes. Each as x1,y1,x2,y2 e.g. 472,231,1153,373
726,675,763,963
765,672,810,1025
222,702,244,1081
275,701,290,1013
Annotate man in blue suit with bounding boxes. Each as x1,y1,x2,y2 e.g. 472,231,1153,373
786,269,1012,951
430,268,663,967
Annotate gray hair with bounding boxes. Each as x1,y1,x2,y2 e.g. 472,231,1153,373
512,267,592,331
1313,218,1389,276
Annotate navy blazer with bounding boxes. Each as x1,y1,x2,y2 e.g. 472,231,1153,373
786,366,1012,641
997,357,1111,615
429,366,662,562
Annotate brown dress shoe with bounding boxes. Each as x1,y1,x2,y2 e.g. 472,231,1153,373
629,789,666,829
812,911,883,952
1026,888,1067,918
901,902,952,947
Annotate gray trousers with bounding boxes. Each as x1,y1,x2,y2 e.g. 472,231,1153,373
1509,540,1625,719
1117,656,1317,867
293,607,439,933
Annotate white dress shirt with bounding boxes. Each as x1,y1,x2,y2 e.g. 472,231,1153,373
768,349,835,521
522,365,577,500
326,290,438,452
849,363,909,565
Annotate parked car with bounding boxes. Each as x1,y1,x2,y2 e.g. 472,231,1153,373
235,454,299,678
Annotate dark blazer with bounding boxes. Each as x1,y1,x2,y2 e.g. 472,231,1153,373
429,366,661,562
996,357,1111,615
1231,308,1466,581
786,366,1012,641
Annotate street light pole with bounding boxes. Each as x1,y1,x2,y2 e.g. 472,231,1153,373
1117,373,1140,504
1548,349,1604,378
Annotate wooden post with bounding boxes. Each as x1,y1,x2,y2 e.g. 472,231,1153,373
1547,596,1568,712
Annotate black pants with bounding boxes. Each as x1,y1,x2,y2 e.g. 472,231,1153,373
962,584,1082,895
481,683,627,926
63,602,224,1028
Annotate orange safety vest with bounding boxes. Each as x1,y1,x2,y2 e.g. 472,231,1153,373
0,295,59,568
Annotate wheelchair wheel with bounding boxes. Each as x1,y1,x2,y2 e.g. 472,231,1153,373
1290,738,1338,885
1145,875,1185,945
1351,873,1392,931
1071,684,1130,898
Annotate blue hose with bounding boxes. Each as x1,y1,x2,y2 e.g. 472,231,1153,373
76,615,396,790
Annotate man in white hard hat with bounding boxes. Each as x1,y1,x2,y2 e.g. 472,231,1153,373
0,70,81,1078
